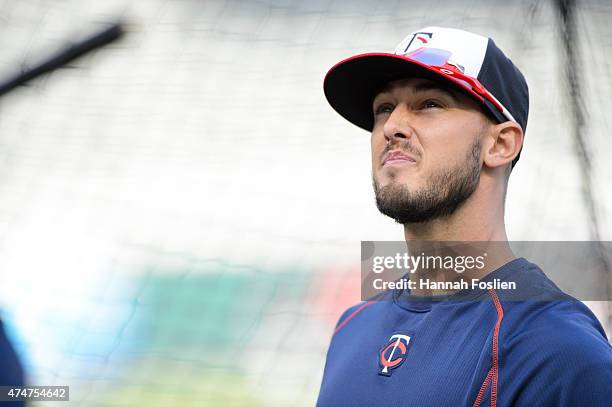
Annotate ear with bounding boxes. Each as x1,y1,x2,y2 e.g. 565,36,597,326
482,122,523,169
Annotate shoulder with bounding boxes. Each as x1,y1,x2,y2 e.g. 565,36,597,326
499,299,612,405
494,258,573,301
336,286,396,322
497,260,609,346
334,300,379,335
332,289,397,336
502,299,609,356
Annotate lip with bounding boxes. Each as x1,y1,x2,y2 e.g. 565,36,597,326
382,150,417,167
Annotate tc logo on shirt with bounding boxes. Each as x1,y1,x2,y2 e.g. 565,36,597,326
379,333,412,376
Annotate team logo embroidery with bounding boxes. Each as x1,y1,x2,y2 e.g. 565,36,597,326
402,32,433,53
378,333,412,376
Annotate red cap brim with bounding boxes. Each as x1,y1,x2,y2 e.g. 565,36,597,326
323,52,487,131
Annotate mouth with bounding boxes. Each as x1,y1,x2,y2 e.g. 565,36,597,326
382,150,417,167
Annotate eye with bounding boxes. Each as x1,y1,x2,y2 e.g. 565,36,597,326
374,103,394,116
420,99,443,109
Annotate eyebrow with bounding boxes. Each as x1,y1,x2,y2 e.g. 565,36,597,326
413,82,460,101
375,81,461,103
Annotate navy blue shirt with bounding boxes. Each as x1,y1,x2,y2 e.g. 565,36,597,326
317,258,612,406
0,319,25,407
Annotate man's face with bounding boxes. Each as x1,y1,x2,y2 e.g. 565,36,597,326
371,78,491,224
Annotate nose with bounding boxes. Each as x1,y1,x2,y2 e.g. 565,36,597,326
382,104,413,145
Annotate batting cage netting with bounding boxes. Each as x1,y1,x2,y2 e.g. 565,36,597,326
0,0,610,406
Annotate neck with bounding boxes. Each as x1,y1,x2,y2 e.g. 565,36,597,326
402,174,515,296
403,171,508,241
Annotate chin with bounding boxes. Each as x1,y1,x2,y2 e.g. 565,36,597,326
377,170,420,190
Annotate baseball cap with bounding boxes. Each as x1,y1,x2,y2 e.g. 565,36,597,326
323,26,529,166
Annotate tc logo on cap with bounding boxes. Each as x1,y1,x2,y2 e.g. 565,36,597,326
398,31,433,54
379,333,412,376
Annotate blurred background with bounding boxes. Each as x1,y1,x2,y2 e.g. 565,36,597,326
0,0,610,406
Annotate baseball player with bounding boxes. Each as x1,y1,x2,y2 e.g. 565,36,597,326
317,26,612,406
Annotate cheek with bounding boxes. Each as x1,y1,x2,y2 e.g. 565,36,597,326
421,122,476,164
370,130,386,168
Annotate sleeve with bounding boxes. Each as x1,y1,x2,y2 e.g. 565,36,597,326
500,302,612,406
316,302,365,407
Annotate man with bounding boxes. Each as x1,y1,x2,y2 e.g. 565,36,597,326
317,27,612,406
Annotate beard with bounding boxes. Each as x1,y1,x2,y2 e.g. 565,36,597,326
373,139,482,224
